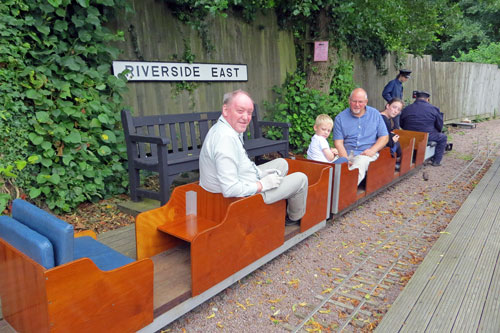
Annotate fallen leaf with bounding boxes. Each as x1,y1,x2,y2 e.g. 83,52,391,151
268,298,282,303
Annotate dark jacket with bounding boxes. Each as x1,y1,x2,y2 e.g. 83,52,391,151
382,78,403,102
400,100,443,134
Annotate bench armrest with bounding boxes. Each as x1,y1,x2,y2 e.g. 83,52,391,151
129,134,170,145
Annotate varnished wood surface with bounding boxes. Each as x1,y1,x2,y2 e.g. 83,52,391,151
136,183,238,260
157,215,219,242
339,163,361,211
398,136,415,175
45,257,154,332
74,230,97,239
287,159,332,232
376,157,500,332
0,240,49,333
191,194,285,295
366,148,396,194
395,129,428,167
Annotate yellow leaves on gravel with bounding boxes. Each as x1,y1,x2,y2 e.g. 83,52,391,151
267,298,282,303
288,278,300,288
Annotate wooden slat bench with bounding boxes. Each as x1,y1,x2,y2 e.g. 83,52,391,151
121,105,290,205
376,157,500,332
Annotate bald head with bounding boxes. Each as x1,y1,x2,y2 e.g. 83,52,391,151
348,88,368,117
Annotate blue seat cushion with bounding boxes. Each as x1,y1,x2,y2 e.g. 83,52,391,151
12,199,74,266
74,236,134,271
0,216,55,269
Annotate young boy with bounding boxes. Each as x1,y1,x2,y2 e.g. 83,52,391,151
307,114,339,163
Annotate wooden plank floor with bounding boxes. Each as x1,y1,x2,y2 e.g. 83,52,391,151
376,157,500,332
98,223,137,259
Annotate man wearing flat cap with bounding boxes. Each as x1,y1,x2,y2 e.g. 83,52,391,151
382,69,412,128
400,91,447,166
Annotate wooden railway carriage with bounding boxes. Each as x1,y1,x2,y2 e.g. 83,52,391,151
0,130,432,332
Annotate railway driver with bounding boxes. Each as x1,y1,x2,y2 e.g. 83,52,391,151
199,90,308,225
333,88,389,185
400,90,447,167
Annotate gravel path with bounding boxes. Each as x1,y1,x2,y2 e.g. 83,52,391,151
163,119,500,333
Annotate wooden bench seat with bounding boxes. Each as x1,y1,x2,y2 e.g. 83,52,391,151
121,105,290,205
157,215,219,242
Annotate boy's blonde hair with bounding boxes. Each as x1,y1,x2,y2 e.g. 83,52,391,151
314,114,333,127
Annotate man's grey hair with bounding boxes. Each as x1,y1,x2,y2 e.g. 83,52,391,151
223,89,253,106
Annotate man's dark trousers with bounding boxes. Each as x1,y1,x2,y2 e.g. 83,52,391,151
429,132,447,164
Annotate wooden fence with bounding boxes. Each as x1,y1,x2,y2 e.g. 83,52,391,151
353,54,500,122
109,0,297,116
110,3,500,122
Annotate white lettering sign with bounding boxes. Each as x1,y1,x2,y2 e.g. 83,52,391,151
112,61,248,82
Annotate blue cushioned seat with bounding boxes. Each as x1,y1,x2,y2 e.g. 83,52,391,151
12,199,74,266
74,236,134,271
0,216,55,269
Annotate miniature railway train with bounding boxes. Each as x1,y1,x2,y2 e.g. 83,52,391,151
0,129,435,332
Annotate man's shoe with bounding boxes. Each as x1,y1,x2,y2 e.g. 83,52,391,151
431,162,442,167
285,216,300,226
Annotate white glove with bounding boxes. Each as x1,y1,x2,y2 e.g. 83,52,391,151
260,168,281,177
259,173,282,192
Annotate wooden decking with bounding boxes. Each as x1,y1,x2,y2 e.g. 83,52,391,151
376,157,500,332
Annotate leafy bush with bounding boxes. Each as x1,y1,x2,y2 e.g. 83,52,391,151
0,0,130,212
453,42,500,67
264,60,356,153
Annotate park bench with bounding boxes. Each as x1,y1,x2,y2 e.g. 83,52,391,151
121,105,290,205
0,199,154,332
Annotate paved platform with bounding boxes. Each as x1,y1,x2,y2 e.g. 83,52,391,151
376,157,500,332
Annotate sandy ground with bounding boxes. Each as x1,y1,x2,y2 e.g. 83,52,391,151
159,118,500,333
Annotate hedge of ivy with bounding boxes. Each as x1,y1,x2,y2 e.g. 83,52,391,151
0,0,130,212
265,60,356,153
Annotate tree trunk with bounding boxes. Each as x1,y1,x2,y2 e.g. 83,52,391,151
305,8,338,94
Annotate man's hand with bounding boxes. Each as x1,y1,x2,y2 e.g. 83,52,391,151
361,148,377,157
259,173,282,192
260,168,281,178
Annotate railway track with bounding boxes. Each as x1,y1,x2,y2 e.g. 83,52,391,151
290,141,499,332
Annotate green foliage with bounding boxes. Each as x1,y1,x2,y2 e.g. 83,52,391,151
0,0,130,212
265,60,356,153
0,161,27,214
163,0,275,52
428,0,500,61
274,0,444,71
453,42,500,67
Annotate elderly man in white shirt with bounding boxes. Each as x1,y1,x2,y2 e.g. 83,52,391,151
199,90,308,224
